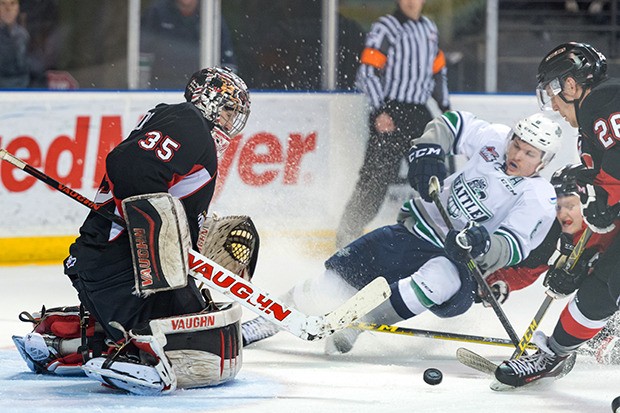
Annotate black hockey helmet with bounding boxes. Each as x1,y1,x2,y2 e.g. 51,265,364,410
536,42,607,109
551,163,581,198
184,67,250,137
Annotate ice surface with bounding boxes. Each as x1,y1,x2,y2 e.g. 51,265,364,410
1,240,618,413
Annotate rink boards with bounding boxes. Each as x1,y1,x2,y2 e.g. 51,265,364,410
0,92,577,264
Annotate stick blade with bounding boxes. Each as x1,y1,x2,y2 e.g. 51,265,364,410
319,276,391,338
456,347,498,376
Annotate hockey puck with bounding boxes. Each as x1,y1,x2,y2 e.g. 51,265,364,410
612,395,620,413
423,368,443,385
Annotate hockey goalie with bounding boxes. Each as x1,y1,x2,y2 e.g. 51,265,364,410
13,202,260,395
11,67,259,394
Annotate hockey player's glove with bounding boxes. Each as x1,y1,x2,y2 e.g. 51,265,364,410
474,279,509,307
544,267,587,297
543,249,598,296
444,222,490,263
583,185,620,234
407,143,446,202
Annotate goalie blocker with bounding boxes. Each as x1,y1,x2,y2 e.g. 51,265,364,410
123,193,261,296
122,193,192,295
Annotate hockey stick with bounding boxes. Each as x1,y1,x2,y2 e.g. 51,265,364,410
428,175,521,348
353,322,538,350
0,148,391,341
456,219,595,376
510,226,593,359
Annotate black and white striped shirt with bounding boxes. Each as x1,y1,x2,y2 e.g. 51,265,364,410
356,8,449,111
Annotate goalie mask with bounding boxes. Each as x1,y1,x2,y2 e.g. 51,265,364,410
185,67,250,151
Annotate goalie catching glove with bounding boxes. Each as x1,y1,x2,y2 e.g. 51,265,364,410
197,213,260,281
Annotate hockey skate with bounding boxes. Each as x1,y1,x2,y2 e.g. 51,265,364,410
241,316,281,346
12,333,56,374
324,328,362,355
493,331,576,389
83,354,171,395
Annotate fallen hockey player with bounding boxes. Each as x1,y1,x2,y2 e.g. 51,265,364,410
242,111,565,355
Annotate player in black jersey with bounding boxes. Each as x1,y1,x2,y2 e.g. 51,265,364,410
496,42,620,388
12,67,255,394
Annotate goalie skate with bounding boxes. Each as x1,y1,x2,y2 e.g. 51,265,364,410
12,333,84,376
83,356,169,395
13,335,45,374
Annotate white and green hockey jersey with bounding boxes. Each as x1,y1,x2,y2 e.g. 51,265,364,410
399,111,557,274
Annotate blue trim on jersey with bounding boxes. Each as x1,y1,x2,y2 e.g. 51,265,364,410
390,281,417,319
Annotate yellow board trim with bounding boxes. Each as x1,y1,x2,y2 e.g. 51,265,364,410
0,236,75,265
0,230,339,265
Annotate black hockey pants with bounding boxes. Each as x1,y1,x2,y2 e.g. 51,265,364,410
71,257,205,342
336,102,432,248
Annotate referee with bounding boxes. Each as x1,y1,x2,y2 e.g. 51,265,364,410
336,0,450,248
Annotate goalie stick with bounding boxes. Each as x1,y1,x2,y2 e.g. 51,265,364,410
428,176,521,348
0,148,391,341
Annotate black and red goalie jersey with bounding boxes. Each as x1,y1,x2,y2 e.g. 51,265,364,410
65,101,217,274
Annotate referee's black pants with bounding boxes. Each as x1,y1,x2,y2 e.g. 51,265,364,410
336,102,432,248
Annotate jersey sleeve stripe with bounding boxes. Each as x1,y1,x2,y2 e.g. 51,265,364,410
400,200,445,248
495,226,524,266
168,167,215,199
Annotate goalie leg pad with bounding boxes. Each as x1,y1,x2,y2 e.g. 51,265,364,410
122,193,191,295
149,301,243,388
13,305,108,375
83,302,242,394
